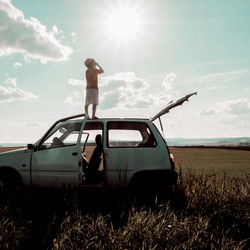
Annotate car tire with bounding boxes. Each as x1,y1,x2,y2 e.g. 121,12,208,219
0,174,23,206
155,185,173,205
169,184,187,210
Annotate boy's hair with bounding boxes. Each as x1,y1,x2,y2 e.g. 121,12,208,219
84,58,95,68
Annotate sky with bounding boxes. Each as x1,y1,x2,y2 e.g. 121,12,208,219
0,0,250,143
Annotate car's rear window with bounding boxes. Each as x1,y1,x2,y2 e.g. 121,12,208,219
107,121,156,148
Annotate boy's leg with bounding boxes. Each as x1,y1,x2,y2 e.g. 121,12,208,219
85,105,89,118
92,104,97,119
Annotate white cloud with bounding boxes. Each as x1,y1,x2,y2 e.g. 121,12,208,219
51,25,65,40
64,91,83,106
193,70,248,84
13,62,22,68
99,72,155,109
0,85,38,103
201,98,250,116
68,78,84,86
200,109,215,116
0,0,72,63
217,116,249,125
64,96,74,106
4,76,17,86
70,32,78,42
218,99,250,115
52,25,59,34
64,79,84,106
64,72,174,110
0,75,37,103
73,91,81,98
100,72,148,89
162,73,176,91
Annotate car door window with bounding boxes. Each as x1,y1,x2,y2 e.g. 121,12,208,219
39,122,82,150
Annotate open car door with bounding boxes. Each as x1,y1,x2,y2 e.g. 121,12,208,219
151,92,197,139
151,92,197,122
31,114,87,188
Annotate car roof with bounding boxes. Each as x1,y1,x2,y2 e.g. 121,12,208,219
87,118,150,121
60,117,151,127
62,117,150,124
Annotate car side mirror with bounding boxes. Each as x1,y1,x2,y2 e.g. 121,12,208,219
27,144,35,150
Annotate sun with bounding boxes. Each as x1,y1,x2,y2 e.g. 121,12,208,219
103,3,144,43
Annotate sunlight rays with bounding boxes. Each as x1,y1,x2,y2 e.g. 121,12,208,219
103,3,143,43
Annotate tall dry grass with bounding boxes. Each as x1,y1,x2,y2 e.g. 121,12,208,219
0,171,249,249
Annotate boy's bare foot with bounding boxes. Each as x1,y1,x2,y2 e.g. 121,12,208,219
92,116,99,120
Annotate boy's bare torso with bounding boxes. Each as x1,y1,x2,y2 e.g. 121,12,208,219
86,68,101,90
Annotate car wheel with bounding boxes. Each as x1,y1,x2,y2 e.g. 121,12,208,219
0,175,11,203
169,184,187,210
155,185,173,205
0,175,23,205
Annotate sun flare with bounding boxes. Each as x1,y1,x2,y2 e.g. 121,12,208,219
103,3,144,43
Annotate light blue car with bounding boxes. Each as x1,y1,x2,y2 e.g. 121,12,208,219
0,93,196,200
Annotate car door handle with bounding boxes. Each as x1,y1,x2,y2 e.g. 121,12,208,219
72,152,78,156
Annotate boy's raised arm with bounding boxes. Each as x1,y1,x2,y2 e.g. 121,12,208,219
96,62,104,74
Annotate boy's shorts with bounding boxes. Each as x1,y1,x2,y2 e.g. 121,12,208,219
85,88,99,105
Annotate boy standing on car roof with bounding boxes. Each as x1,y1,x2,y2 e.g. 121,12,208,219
84,58,104,119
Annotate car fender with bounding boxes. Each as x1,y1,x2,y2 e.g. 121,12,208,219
0,166,24,187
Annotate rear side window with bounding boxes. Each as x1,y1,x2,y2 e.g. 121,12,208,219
107,121,156,148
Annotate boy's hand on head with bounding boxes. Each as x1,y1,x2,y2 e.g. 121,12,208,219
94,61,104,73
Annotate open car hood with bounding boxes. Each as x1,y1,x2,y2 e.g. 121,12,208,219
151,92,197,122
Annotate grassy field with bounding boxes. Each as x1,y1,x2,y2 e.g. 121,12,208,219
169,146,250,175
0,146,249,249
0,147,25,153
